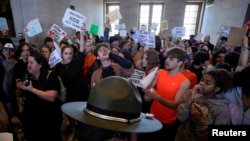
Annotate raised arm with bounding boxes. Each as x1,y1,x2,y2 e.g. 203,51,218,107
23,27,29,43
235,36,249,73
79,23,85,53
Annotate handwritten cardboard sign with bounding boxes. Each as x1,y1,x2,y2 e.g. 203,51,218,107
129,69,145,87
48,50,62,68
106,9,122,23
48,24,67,43
227,27,247,46
62,8,87,31
0,17,8,30
26,18,43,37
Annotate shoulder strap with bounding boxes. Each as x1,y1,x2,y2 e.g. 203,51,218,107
47,70,52,79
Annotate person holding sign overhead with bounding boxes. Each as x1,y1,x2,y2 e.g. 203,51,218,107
54,24,86,139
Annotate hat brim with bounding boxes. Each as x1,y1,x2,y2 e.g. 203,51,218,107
61,102,162,133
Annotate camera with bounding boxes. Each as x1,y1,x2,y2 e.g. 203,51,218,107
22,74,31,86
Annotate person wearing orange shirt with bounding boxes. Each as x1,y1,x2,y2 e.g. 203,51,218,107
140,47,190,141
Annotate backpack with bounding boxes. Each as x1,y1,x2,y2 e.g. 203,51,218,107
47,71,67,103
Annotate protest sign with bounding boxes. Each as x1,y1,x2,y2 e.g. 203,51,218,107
48,24,67,43
139,67,158,89
129,69,145,87
106,9,122,23
150,23,158,31
132,30,155,48
115,23,126,30
140,24,147,31
26,18,43,37
90,24,99,35
0,17,8,30
48,50,62,68
172,27,185,37
62,8,87,31
227,27,247,46
119,30,127,37
132,26,138,32
217,25,230,37
160,20,168,32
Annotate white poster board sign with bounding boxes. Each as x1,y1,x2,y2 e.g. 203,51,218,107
139,67,158,89
150,23,158,31
26,18,43,37
106,9,122,23
140,24,147,31
62,8,87,31
172,27,185,37
119,30,127,37
132,31,155,48
129,69,145,87
48,24,67,43
48,50,62,68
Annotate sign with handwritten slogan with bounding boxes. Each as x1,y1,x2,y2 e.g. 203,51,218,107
62,8,87,31
48,50,62,68
26,18,43,37
0,17,8,30
129,69,145,87
48,24,67,43
132,30,155,48
172,27,185,37
106,9,122,23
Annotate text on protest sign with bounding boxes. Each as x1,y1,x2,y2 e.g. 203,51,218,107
172,27,185,37
48,50,62,68
26,18,43,37
48,24,67,43
129,69,145,87
62,8,87,31
0,17,8,30
132,30,155,48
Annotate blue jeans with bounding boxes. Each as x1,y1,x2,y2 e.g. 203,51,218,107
103,28,110,43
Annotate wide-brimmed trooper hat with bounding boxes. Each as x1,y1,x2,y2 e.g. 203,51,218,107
61,76,162,133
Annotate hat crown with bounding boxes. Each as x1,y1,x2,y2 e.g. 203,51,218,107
3,43,14,49
86,76,142,123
